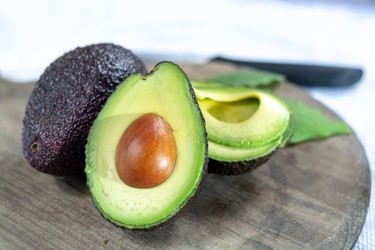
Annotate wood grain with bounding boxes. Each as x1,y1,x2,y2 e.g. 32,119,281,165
0,62,370,249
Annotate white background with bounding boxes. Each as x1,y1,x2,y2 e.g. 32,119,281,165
1,0,374,248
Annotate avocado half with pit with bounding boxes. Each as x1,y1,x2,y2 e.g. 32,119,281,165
193,83,291,175
85,62,208,229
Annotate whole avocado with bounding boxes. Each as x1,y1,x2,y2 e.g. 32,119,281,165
22,43,147,176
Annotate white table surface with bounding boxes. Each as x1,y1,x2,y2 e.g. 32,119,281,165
1,0,374,248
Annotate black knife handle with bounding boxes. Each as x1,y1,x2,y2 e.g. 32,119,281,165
211,56,363,87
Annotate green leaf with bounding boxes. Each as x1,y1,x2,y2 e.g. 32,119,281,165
204,69,285,88
287,101,351,144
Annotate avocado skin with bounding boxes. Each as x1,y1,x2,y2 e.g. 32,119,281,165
22,43,147,176
207,150,274,175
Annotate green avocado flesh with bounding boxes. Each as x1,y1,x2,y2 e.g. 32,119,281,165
85,62,207,229
193,85,290,163
208,138,281,162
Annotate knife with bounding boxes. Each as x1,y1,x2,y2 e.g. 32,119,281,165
211,56,363,87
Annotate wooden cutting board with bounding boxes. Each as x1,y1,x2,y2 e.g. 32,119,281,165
0,62,370,249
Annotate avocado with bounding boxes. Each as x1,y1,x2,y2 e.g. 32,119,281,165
193,84,291,175
85,62,208,229
22,43,147,176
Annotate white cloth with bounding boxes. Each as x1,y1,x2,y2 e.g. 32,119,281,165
0,0,374,248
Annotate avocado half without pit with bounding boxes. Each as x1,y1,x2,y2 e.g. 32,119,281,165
85,62,208,229
193,84,291,175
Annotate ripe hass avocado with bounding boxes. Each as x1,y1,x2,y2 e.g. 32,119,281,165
22,43,147,175
193,84,291,175
85,62,208,229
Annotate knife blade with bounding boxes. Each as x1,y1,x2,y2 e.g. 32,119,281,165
211,56,363,87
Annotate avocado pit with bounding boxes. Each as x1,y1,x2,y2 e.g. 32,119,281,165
115,113,177,188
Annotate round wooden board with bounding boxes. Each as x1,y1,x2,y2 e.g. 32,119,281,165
0,62,370,249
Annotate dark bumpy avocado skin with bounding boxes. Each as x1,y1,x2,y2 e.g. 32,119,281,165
22,43,147,176
208,151,275,175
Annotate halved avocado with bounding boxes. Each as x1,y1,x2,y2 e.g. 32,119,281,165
195,87,289,148
85,62,208,229
193,83,291,175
